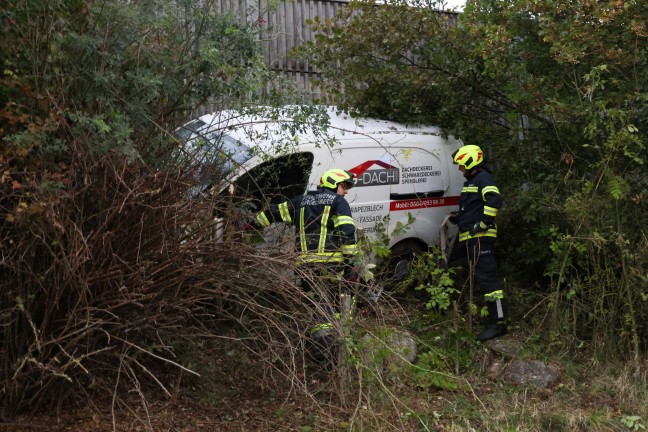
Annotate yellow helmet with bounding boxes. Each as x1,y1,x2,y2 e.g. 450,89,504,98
453,145,484,170
320,169,355,190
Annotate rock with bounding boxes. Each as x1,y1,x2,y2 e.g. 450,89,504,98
484,337,521,358
480,337,562,388
486,358,505,379
359,328,418,372
388,329,418,363
503,359,562,388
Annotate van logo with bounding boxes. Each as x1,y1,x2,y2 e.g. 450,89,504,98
348,158,399,187
355,169,400,187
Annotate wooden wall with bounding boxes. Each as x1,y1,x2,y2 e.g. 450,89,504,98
208,0,349,104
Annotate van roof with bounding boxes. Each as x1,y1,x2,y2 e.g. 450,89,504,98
190,106,442,147
178,106,452,183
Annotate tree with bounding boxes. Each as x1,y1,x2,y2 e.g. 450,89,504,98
300,0,648,359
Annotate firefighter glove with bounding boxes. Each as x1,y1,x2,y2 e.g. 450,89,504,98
448,211,459,225
470,221,489,235
240,222,255,231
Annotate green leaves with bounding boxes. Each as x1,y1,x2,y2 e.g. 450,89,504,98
607,175,630,201
404,251,458,312
301,0,648,359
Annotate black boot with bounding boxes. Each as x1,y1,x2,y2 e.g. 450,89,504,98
477,297,508,342
477,322,507,342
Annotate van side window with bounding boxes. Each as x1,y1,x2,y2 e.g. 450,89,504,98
223,152,314,213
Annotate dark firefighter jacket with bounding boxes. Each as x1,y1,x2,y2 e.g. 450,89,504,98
251,188,359,263
457,167,502,242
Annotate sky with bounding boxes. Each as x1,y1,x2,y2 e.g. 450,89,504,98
443,0,466,11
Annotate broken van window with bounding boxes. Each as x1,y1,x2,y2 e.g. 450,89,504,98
218,152,314,215
180,129,254,194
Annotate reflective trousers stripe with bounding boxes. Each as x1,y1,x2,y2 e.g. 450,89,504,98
459,228,497,242
278,202,292,224
299,207,307,253
495,299,504,319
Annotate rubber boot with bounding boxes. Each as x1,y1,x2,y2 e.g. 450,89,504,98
477,299,507,342
477,322,507,342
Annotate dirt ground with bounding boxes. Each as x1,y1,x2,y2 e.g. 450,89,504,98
4,366,325,431
2,334,447,431
2,303,645,432
1,352,640,432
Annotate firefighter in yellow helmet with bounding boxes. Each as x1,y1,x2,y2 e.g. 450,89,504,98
247,168,359,263
244,168,360,366
448,145,507,342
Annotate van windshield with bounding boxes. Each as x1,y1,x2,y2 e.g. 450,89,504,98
192,131,253,174
179,126,255,192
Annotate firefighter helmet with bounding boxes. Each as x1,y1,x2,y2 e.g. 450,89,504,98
320,169,355,190
452,145,484,170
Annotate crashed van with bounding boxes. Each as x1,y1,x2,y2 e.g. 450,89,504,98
179,106,464,270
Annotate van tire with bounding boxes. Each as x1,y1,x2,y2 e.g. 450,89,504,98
388,241,427,281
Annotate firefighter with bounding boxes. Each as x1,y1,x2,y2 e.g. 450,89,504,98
447,145,507,342
243,168,360,366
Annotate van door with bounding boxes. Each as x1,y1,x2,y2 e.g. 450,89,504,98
225,152,314,213
221,152,314,252
387,145,459,246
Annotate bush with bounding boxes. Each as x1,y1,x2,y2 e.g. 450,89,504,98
0,0,315,415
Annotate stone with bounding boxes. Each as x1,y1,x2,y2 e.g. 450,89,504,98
359,327,418,372
503,359,562,388
484,337,522,358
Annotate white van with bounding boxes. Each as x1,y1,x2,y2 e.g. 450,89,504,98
179,106,464,266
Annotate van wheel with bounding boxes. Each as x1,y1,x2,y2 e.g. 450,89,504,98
388,241,426,281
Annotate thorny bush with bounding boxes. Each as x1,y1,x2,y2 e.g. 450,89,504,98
0,0,320,417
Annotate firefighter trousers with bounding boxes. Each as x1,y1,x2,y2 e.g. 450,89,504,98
300,263,354,367
448,237,507,323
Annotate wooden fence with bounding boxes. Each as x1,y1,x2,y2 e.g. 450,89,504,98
210,0,349,104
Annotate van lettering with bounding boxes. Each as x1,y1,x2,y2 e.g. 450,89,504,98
351,204,385,213
357,215,385,223
390,196,460,211
355,168,399,187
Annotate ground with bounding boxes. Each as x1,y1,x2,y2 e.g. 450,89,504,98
3,302,647,432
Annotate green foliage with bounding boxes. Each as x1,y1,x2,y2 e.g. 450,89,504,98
620,415,646,431
294,0,457,123
300,0,648,360
353,324,462,395
356,213,417,276
366,217,393,262
1,0,269,166
401,250,458,311
411,350,459,391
